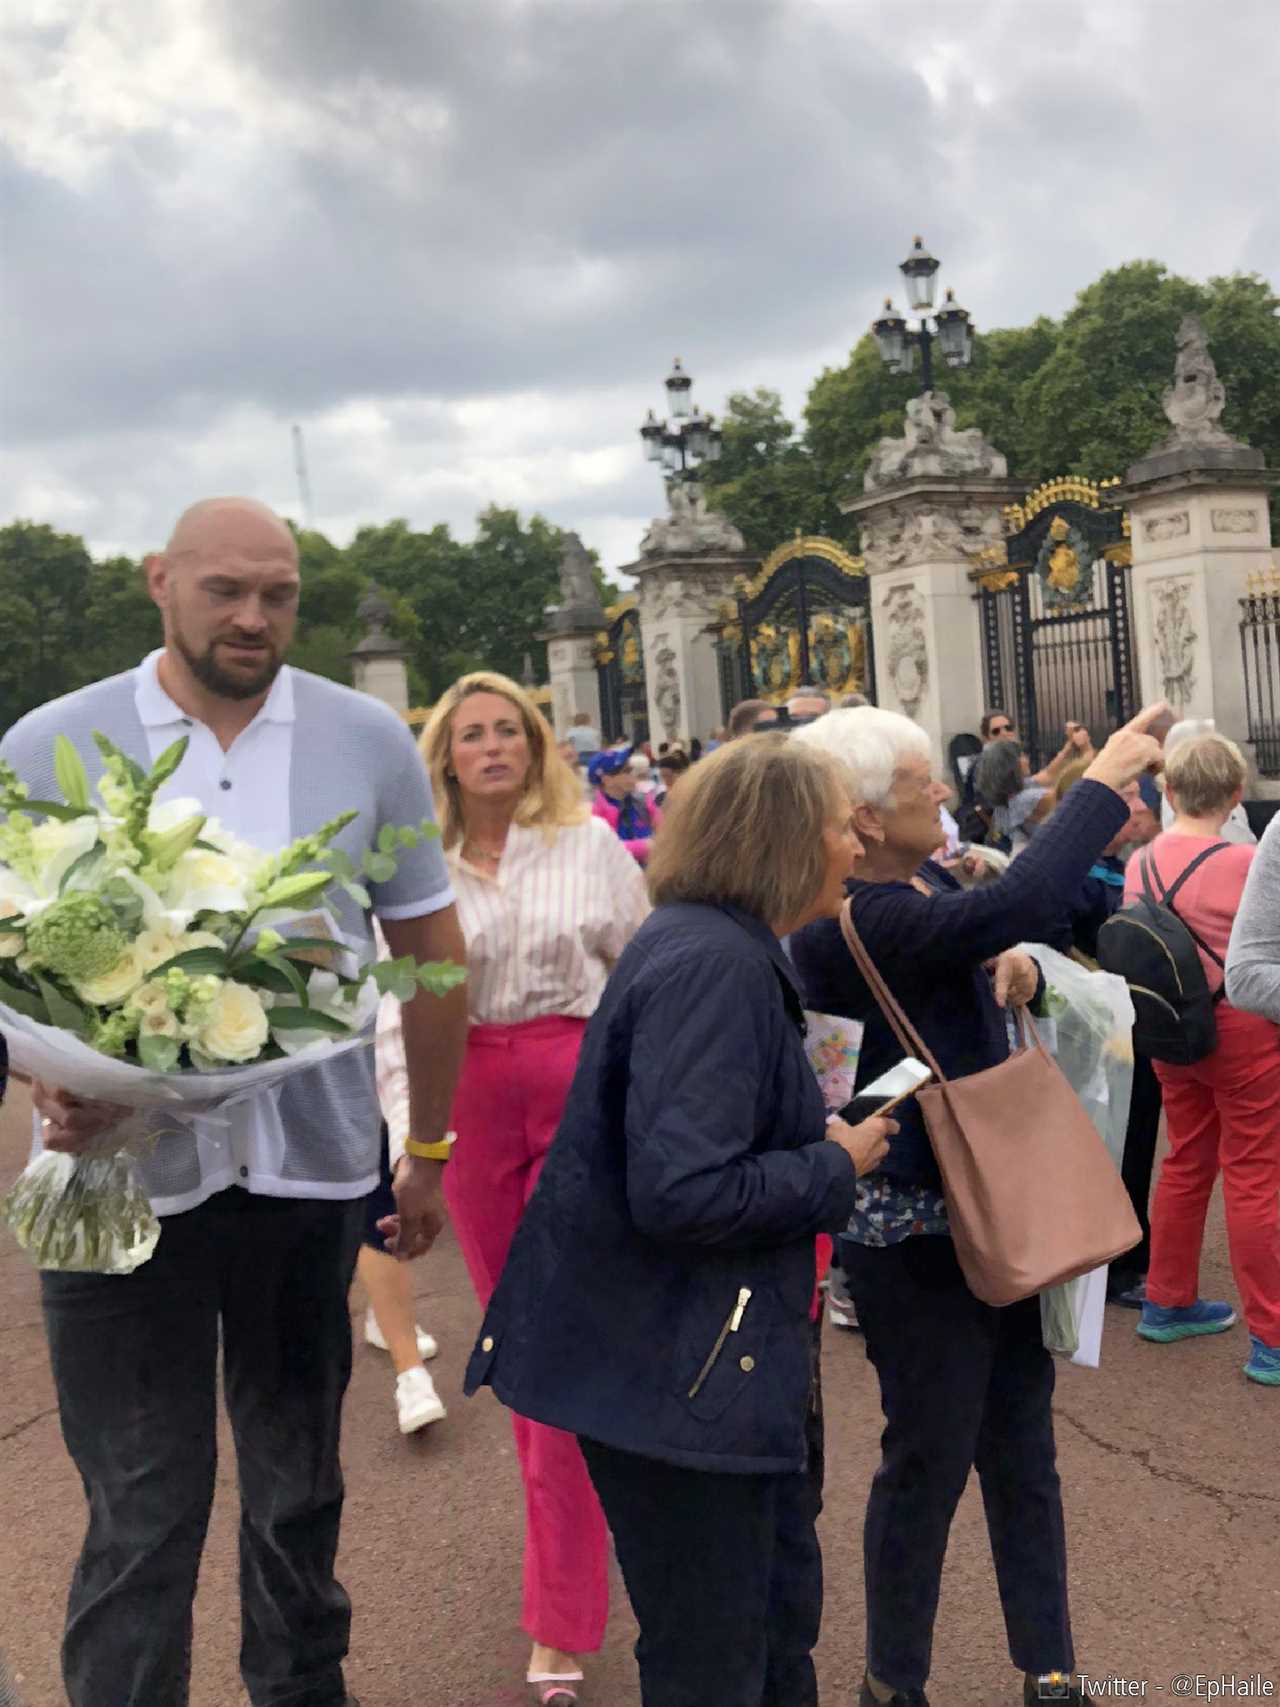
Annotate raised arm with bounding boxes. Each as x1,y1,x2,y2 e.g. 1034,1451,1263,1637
1225,819,1280,1021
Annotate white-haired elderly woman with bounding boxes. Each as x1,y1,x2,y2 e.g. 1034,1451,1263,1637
789,702,1167,1707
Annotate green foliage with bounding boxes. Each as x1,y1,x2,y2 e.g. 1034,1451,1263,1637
705,263,1280,550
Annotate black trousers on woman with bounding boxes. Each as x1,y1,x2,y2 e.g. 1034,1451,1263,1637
843,1232,1074,1695
580,1318,826,1707
40,1186,363,1707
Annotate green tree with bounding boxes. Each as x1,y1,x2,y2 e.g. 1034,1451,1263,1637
702,389,838,552
0,523,97,730
705,262,1280,549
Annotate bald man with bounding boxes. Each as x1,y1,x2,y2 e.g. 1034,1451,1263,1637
0,497,468,1707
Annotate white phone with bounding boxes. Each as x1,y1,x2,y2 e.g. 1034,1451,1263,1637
842,1056,933,1122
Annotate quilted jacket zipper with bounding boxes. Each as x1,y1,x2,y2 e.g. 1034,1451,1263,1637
688,1287,752,1398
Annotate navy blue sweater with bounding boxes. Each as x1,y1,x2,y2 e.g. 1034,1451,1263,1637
790,780,1129,1189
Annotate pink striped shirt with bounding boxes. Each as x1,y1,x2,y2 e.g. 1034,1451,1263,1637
375,817,650,1156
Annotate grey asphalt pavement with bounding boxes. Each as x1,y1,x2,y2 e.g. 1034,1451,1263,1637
2,1087,1277,1706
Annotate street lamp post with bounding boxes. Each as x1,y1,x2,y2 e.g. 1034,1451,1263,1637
638,357,724,481
872,236,975,393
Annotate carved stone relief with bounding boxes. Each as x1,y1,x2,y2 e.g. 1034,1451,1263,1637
860,498,1004,576
881,584,929,720
1149,576,1197,711
1211,508,1259,534
1142,511,1190,543
652,640,682,743
639,562,738,625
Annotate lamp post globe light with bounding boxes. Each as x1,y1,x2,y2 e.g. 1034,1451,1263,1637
638,357,723,481
872,236,974,394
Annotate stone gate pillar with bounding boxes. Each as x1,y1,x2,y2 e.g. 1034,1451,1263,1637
621,484,759,747
542,532,605,736
1118,316,1278,755
841,393,1025,769
349,589,409,714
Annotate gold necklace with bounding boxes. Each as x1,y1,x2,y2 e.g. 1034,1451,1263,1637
464,837,505,863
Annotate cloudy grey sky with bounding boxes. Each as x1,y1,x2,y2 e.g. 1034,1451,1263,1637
3,0,1277,575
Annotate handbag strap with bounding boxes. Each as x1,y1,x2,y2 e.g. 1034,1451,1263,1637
838,898,1038,1086
838,900,947,1082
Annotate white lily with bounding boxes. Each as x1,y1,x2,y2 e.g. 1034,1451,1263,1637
157,846,252,930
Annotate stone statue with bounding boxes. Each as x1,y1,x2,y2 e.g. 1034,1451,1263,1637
548,532,606,630
639,481,746,557
356,587,394,643
863,391,1008,492
558,532,602,609
1159,314,1237,447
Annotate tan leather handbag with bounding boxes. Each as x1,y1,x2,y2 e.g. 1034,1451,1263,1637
840,901,1140,1307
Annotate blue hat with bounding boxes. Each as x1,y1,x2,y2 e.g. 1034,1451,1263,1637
587,745,635,788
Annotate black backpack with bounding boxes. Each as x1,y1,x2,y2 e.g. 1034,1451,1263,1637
1094,843,1229,1065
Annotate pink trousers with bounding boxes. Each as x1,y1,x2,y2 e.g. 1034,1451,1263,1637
1149,1005,1280,1347
445,1015,610,1654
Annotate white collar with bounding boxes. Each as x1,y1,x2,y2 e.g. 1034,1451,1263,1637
133,648,296,729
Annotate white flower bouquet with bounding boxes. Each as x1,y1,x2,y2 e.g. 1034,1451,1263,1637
0,732,464,1273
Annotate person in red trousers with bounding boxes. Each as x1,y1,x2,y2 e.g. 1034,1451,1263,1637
1123,732,1280,1386
403,671,651,1704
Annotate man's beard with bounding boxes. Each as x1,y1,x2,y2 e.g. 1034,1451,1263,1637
173,627,283,701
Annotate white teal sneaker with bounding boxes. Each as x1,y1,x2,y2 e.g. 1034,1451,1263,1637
395,1366,446,1433
365,1304,438,1361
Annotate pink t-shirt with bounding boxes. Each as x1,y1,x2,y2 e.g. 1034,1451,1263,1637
1122,832,1255,992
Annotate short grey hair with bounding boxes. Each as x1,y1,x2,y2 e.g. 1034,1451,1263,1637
791,706,930,808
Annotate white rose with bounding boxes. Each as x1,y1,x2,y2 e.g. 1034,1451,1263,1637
74,944,146,1007
128,979,172,1017
192,980,270,1063
138,1005,182,1041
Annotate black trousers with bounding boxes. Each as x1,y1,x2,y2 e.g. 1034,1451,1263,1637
580,1319,826,1707
843,1234,1073,1694
40,1186,363,1707
1116,1051,1162,1278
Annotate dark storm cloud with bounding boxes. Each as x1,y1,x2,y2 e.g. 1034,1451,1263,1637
4,0,928,444
1,0,1276,563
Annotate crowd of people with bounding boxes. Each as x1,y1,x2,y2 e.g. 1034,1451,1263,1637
3,496,1278,1707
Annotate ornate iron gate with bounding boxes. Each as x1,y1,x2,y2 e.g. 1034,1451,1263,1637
974,477,1138,770
594,598,647,743
716,536,875,717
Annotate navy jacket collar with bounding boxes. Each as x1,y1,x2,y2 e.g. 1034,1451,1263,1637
717,902,808,1024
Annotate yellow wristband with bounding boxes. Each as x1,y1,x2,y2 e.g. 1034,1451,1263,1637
403,1134,454,1162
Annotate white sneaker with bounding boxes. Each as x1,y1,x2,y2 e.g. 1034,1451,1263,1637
395,1366,447,1433
365,1305,438,1361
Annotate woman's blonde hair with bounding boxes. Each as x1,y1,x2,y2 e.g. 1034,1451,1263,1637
647,734,847,924
419,671,588,848
1164,731,1247,819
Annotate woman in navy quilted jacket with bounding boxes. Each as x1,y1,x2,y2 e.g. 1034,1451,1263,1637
465,735,894,1707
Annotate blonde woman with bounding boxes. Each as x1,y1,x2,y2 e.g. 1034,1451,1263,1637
384,670,650,1704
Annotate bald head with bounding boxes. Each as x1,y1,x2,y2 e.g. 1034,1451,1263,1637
166,496,297,562
148,496,301,704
